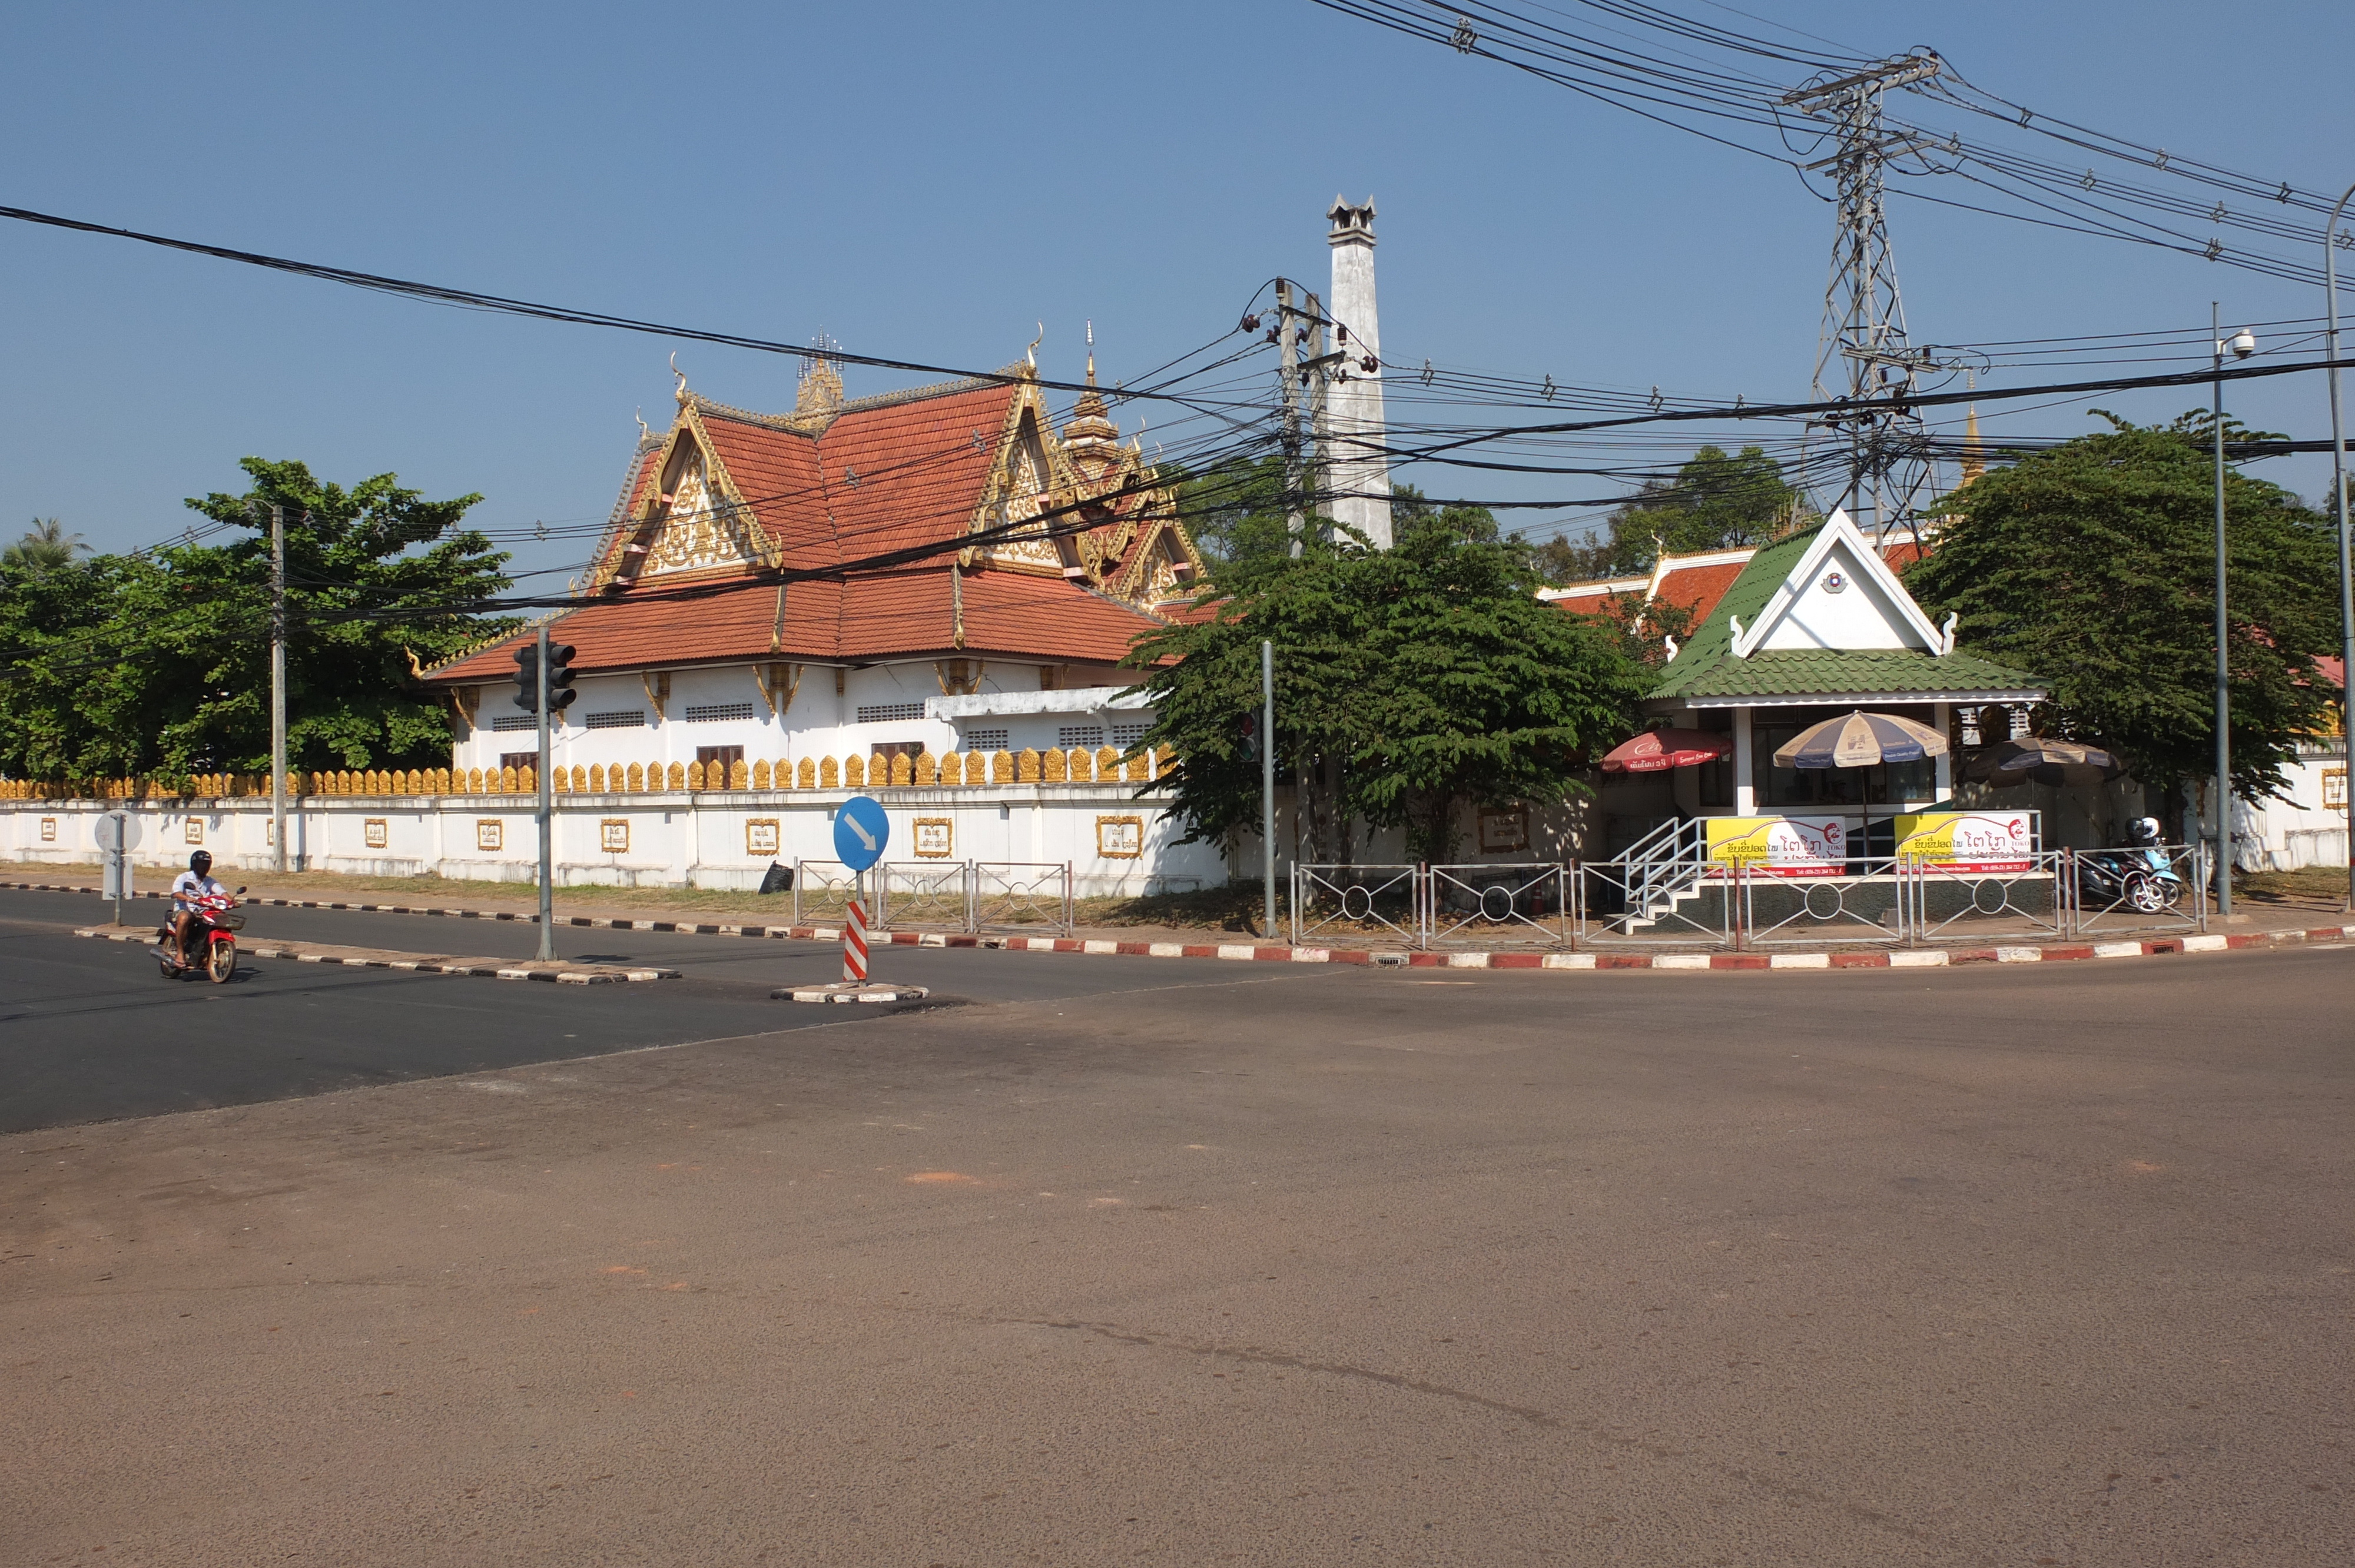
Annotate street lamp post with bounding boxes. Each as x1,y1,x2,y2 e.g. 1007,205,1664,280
2324,182,2355,911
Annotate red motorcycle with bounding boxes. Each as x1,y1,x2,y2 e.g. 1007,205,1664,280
155,889,245,984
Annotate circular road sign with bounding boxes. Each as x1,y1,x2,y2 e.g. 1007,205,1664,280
832,795,890,873
94,811,143,852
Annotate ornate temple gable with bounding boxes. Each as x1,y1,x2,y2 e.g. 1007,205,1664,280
592,404,778,591
967,374,1072,578
964,363,1201,603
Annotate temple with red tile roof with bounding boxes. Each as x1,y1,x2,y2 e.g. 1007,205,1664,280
423,351,1203,785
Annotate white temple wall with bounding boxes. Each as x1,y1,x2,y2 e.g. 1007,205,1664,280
453,663,1153,782
0,786,1222,898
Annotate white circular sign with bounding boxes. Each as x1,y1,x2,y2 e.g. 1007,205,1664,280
94,812,144,852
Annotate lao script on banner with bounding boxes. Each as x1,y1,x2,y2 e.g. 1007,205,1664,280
1704,815,1848,878
1893,811,2034,872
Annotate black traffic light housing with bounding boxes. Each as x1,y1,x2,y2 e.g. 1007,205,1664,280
545,642,578,712
511,640,580,713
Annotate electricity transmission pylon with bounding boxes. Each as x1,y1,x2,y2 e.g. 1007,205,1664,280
1783,52,1947,544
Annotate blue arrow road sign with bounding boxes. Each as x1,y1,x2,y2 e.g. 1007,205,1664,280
833,795,890,873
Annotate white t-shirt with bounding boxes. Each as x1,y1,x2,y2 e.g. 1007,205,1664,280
171,871,225,911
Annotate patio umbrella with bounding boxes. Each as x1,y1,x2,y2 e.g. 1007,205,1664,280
1963,737,2124,789
1771,709,1949,770
1601,727,1731,773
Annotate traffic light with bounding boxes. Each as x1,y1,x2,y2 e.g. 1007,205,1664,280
511,640,579,713
1240,711,1261,763
512,643,540,712
545,642,578,712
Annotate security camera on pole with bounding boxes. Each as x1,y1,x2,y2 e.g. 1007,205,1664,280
777,794,927,1003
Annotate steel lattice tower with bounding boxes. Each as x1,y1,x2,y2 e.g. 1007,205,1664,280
1784,54,1945,542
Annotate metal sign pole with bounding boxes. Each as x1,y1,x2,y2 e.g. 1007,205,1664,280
1262,639,1276,939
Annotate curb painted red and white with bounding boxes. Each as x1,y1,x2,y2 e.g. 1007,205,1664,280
69,924,676,984
16,879,2347,976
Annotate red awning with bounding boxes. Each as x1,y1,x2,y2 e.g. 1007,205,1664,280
1601,727,1731,773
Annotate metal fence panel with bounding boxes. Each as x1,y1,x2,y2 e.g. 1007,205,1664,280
1424,862,1570,948
1572,858,1736,948
1737,860,1906,946
875,862,971,932
1898,851,2068,944
791,858,860,925
1291,863,1421,949
973,861,1074,936
2065,842,2209,938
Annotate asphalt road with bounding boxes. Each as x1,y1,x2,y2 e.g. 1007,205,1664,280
0,886,1305,1134
4,891,2351,1564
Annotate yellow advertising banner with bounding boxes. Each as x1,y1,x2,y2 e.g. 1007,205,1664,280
1704,815,1849,877
1891,811,2034,871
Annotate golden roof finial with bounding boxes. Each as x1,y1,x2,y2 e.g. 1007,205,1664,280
670,353,688,406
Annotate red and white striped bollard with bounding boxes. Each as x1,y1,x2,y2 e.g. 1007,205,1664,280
842,896,869,985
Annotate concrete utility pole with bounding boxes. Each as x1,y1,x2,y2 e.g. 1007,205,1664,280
1276,279,1305,550
2211,304,2253,918
1304,290,1331,556
270,503,288,874
2324,181,2355,911
1325,198,1392,549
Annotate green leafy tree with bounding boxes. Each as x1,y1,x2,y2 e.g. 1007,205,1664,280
1905,414,2339,806
0,459,510,783
1534,444,1804,583
1,518,87,574
1172,453,1294,563
1126,509,1646,870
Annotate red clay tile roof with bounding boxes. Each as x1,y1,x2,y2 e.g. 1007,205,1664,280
424,564,1169,685
1650,559,1749,628
425,371,1196,687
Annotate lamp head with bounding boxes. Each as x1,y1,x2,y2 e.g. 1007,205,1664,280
2228,328,2257,359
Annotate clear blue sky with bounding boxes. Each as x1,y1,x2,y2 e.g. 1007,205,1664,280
5,1,2353,580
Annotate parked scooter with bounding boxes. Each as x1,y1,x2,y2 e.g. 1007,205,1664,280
154,888,246,984
2075,817,2184,915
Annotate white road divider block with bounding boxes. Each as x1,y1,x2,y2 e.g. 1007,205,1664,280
1889,951,1949,966
1447,952,1490,969
1654,953,1711,969
2182,935,2228,952
1216,944,1257,961
1147,942,1187,958
1994,946,2043,963
1291,948,1330,962
1769,953,1832,968
1083,940,1119,955
1541,953,1597,969
2092,941,2145,958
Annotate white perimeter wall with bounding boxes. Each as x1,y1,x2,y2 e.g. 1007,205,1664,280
460,664,1150,779
1,784,1224,898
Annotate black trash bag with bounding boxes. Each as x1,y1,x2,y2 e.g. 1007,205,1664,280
757,862,793,896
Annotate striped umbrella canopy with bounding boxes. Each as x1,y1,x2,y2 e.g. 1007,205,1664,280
1772,710,1950,770
1962,737,2124,788
1600,727,1731,773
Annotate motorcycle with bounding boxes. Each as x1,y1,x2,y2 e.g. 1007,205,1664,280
154,888,246,984
2074,833,2184,916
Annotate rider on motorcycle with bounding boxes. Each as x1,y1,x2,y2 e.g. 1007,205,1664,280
169,851,226,964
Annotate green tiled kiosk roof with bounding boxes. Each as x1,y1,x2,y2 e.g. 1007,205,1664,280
1648,524,2042,702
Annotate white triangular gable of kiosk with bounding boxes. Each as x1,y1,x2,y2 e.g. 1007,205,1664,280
1730,509,1949,657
